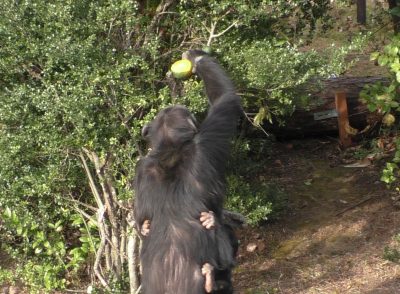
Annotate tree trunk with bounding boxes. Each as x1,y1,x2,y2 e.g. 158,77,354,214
263,76,389,138
357,0,367,25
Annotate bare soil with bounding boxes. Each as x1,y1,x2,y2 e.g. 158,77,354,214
233,139,400,294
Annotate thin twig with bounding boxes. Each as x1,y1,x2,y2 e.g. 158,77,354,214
335,195,375,216
79,151,103,209
128,224,140,293
135,285,142,294
88,149,123,277
72,204,98,260
212,20,240,38
243,111,270,137
94,206,111,291
66,195,97,212
206,17,239,46
64,289,87,293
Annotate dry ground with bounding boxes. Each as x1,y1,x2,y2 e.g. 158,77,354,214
233,140,400,294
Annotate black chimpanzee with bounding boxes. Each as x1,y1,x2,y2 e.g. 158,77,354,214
134,49,242,293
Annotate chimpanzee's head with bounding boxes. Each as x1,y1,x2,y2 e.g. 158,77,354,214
142,105,198,151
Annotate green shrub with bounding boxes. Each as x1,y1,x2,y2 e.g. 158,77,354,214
0,267,14,286
361,36,400,187
226,175,286,226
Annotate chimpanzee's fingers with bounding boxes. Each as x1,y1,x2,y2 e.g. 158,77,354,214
182,49,207,61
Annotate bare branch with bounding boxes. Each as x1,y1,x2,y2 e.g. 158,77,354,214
72,205,98,257
243,111,270,137
93,207,111,291
66,195,97,212
134,285,142,294
88,150,123,277
206,22,217,46
212,20,240,38
79,151,103,208
206,19,239,46
136,0,177,47
126,211,141,293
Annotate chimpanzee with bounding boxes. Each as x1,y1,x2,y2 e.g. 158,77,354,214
134,49,242,293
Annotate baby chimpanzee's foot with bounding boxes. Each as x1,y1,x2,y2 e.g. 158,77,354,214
201,263,214,293
141,220,150,236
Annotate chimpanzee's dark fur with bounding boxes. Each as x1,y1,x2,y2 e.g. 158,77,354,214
134,50,242,294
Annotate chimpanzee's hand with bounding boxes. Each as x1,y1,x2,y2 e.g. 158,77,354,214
182,50,208,73
200,211,215,229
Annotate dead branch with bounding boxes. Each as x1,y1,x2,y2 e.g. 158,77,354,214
243,111,271,137
335,195,375,216
88,149,123,277
202,10,239,46
93,207,111,291
136,0,177,48
120,216,127,267
128,212,140,293
79,151,103,209
66,195,98,212
206,20,239,46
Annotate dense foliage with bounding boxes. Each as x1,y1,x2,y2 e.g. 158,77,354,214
360,25,400,265
361,36,400,186
0,0,362,292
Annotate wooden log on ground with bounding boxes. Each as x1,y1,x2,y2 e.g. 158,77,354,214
264,76,389,139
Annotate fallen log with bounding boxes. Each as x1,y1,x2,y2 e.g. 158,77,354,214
264,76,389,139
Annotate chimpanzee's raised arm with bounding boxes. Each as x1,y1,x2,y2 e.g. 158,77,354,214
184,50,242,173
183,50,236,104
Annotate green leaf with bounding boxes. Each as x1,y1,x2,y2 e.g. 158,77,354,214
390,101,399,108
378,56,389,66
390,6,400,17
79,236,89,243
16,225,23,235
253,107,267,127
304,179,312,186
370,52,379,61
367,104,377,112
4,207,12,218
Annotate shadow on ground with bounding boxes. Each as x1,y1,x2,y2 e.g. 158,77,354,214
233,140,400,294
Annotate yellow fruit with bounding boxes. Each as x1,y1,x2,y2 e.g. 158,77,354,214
383,113,395,126
171,59,192,79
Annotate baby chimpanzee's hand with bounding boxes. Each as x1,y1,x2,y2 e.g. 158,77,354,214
200,211,215,230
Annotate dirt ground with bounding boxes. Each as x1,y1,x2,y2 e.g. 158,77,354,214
233,139,400,294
